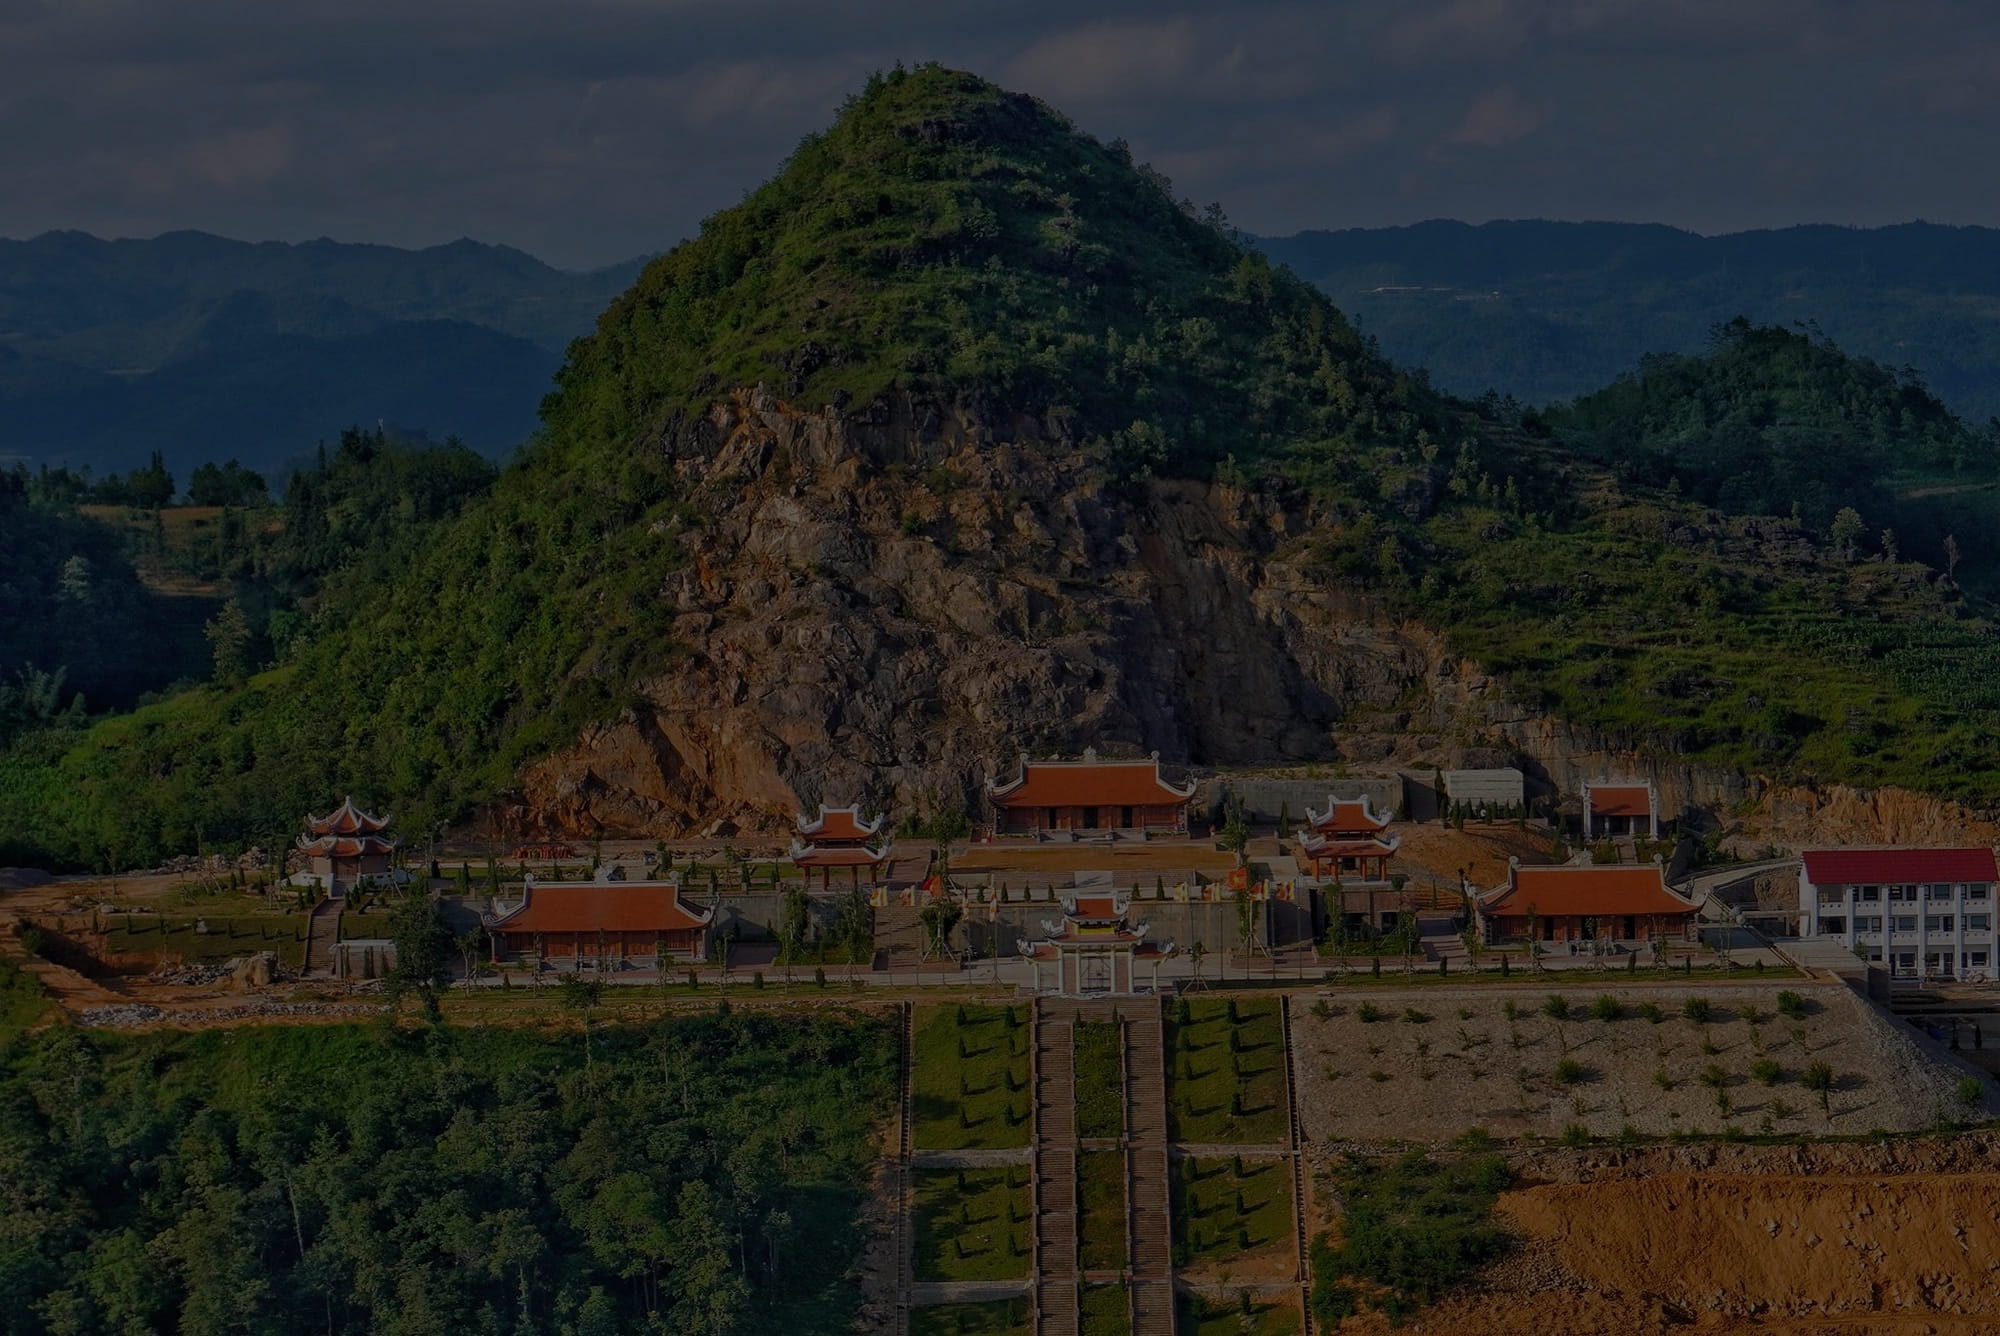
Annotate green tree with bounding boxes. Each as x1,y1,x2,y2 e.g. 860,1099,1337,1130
386,891,455,1022
1830,507,1865,562
203,598,253,684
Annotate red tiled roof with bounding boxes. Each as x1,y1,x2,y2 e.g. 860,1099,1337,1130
304,795,391,836
793,844,888,867
1588,785,1652,818
1483,865,1697,917
297,835,395,857
1308,797,1390,835
798,805,882,842
990,758,1196,808
1069,895,1124,920
492,883,712,935
1298,833,1399,858
1802,848,1999,886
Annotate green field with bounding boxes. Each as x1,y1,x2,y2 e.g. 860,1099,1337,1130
911,1299,1030,1336
912,1165,1032,1282
1172,1156,1296,1271
1079,1283,1131,1336
1167,998,1290,1143
911,1004,1032,1150
1178,1292,1301,1335
1075,1020,1124,1139
1078,1148,1127,1272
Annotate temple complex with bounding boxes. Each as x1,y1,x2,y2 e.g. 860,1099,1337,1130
790,803,891,887
1474,860,1700,948
1018,890,1175,993
486,867,713,967
1294,794,1400,880
295,796,398,895
986,749,1196,835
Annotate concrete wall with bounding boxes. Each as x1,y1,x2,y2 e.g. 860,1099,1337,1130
1196,777,1401,825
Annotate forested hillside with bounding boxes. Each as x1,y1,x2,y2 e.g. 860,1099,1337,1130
0,1011,894,1336
6,66,2000,871
1261,219,2000,425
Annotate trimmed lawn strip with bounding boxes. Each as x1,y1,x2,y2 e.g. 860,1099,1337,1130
100,915,308,969
912,1165,1032,1281
911,1003,1031,1150
1079,1282,1130,1336
911,1299,1029,1336
1178,1292,1301,1335
1074,1019,1124,1139
1077,1148,1127,1272
1167,997,1288,1142
1172,1155,1295,1271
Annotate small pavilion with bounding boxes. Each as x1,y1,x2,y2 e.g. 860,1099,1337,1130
295,796,398,895
1474,860,1699,948
1294,794,1400,880
789,803,891,888
1018,890,1175,994
1583,780,1659,839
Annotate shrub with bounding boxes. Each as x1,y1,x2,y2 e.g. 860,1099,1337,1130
1402,1007,1432,1025
1502,999,1520,1022
1699,1064,1728,1090
1356,1002,1385,1023
1554,1057,1587,1085
1589,994,1622,1022
1637,1001,1662,1024
1653,1068,1673,1091
1558,1123,1590,1148
1368,1070,1391,1083
1681,997,1712,1023
1451,1127,1496,1151
1955,1076,1983,1110
1751,1059,1782,1086
1311,998,1333,1020
1541,995,1570,1020
1775,989,1806,1019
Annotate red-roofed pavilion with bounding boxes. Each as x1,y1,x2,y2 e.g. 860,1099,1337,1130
987,749,1195,834
296,796,397,894
1475,861,1699,947
1018,890,1175,993
487,873,713,966
1583,781,1659,839
1295,794,1400,879
790,803,891,888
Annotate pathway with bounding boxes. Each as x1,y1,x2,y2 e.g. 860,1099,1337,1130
1030,1000,1078,1336
1280,995,1315,1335
1122,997,1175,1336
301,896,344,977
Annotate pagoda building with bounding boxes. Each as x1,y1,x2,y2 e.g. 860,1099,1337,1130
1474,860,1700,948
986,749,1196,834
486,866,714,967
789,804,892,888
296,796,398,894
1295,794,1400,880
1018,890,1176,994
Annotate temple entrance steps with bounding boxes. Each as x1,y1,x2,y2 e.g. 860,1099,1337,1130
1030,1000,1079,1336
872,905,925,962
302,896,344,977
1121,999,1174,1336
1279,997,1315,1335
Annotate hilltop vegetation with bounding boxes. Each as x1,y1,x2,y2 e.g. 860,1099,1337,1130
0,1011,894,1336
8,66,2000,868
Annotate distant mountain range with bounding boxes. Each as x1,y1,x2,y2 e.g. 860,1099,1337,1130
1260,220,2000,424
0,231,648,477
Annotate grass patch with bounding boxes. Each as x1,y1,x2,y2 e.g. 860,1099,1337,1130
1078,1148,1127,1271
1172,1155,1295,1271
1075,1020,1124,1139
100,914,308,969
911,1300,1030,1336
912,1165,1032,1282
1167,997,1289,1142
1311,1150,1511,1325
1079,1282,1130,1336
911,1003,1031,1150
1178,1292,1301,1336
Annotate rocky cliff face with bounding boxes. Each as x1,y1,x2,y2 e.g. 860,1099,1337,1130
505,387,1999,846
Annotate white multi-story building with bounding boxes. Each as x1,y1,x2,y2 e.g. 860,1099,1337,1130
1798,848,1999,981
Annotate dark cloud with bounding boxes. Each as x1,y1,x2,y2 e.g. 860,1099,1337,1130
0,0,1993,267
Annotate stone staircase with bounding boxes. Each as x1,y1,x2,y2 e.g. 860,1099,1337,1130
1123,998,1175,1336
1280,996,1315,1335
1031,1002,1079,1336
302,896,344,977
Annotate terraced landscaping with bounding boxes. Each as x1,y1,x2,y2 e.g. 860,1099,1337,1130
1167,997,1289,1143
1074,1018,1124,1139
1079,1281,1130,1336
1177,1292,1301,1335
911,1003,1031,1149
1172,1155,1295,1275
1077,1147,1127,1272
911,1299,1030,1336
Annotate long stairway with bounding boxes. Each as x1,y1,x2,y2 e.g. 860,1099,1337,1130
1031,1002,1079,1336
302,895,344,977
1123,998,1175,1336
1280,996,1315,1335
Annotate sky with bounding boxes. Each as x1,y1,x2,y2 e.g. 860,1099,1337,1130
2,0,1996,269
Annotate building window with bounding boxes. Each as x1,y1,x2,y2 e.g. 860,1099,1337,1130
1888,885,1915,902
1968,884,1992,901
1892,915,1918,933
1855,916,1882,934
1927,883,1955,901
1820,916,1847,934
1972,951,1991,969
1925,916,1955,934
1968,914,1991,932
1817,890,1846,908
1857,886,1881,902
1866,948,1884,962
